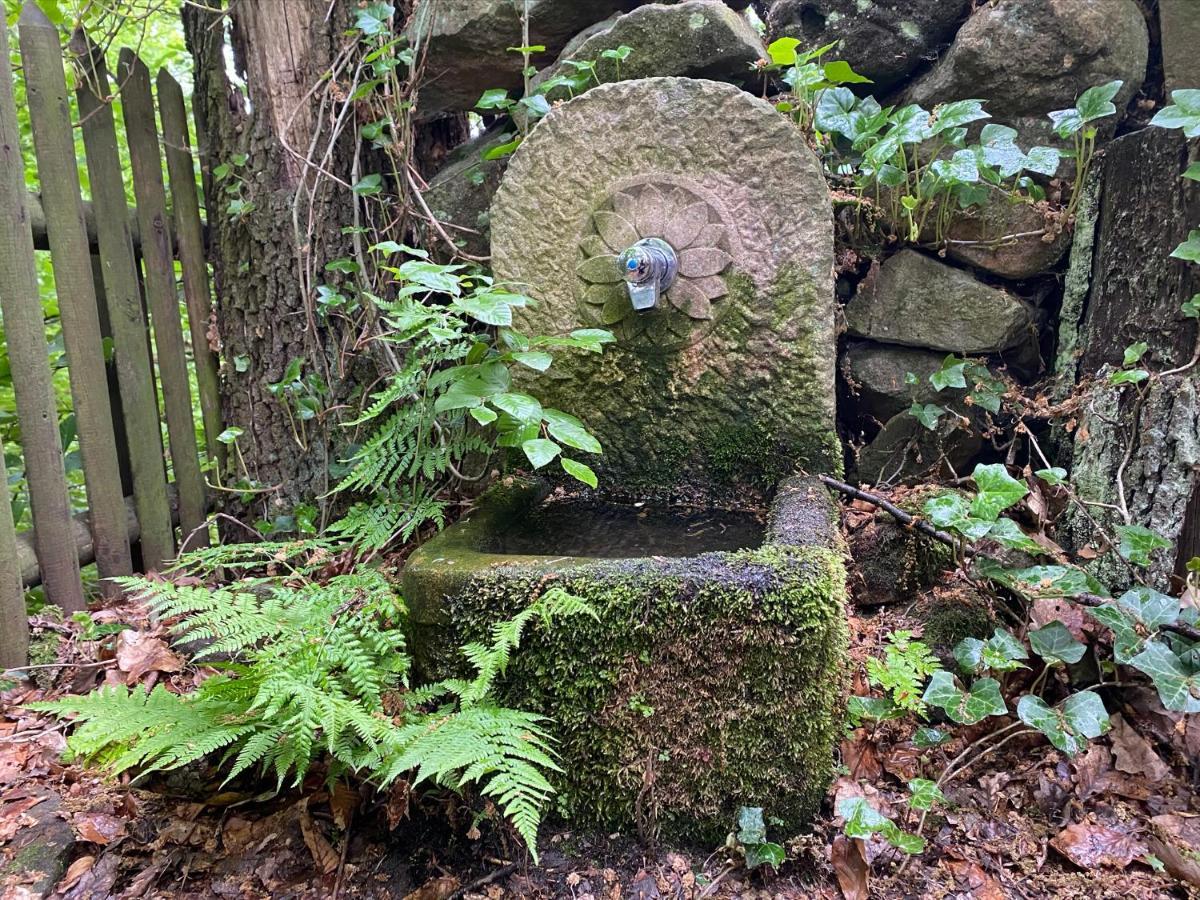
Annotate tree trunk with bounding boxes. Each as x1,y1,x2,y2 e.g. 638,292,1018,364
1059,127,1200,590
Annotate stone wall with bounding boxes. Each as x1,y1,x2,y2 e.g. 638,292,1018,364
417,0,1196,513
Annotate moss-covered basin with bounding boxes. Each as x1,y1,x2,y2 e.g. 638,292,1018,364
403,475,849,842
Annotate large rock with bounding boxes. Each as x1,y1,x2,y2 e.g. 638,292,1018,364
1160,0,1200,95
941,198,1071,281
408,0,635,114
854,409,981,484
765,0,970,88
841,342,952,423
490,77,838,495
905,0,1148,147
844,250,1033,354
421,129,513,260
532,1,765,102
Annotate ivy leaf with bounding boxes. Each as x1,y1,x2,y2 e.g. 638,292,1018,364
1113,586,1180,631
907,778,946,811
848,696,901,722
922,672,1007,725
1114,524,1172,566
909,402,945,431
985,518,1041,554
931,355,968,391
1075,80,1123,124
822,59,872,84
954,628,1028,674
1023,145,1061,177
1109,368,1149,386
475,88,513,110
1122,342,1149,366
1029,621,1086,665
521,438,561,469
1131,641,1200,713
744,842,786,870
1017,691,1109,755
970,463,1028,521
913,726,951,748
1184,162,1200,182
1170,230,1200,263
1150,89,1200,138
1034,467,1067,486
838,798,926,855
932,98,990,134
737,806,768,845
352,173,383,196
354,1,394,35
766,36,801,66
1183,295,1200,319
977,561,1108,599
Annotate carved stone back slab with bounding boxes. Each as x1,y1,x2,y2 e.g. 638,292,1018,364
490,77,837,495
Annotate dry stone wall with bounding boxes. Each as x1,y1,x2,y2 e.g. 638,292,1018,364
414,0,1194,496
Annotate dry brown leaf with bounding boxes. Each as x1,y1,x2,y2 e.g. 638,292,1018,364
54,855,95,893
831,835,869,900
1071,743,1111,800
1109,713,1171,782
944,858,1006,900
298,802,339,875
1050,821,1148,869
841,729,882,781
115,630,183,684
1031,598,1088,639
329,781,359,831
403,876,461,900
1150,814,1200,888
73,811,126,846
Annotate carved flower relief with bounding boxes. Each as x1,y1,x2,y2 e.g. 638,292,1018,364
574,184,732,348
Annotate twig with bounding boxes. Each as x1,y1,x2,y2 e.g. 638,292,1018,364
448,863,517,899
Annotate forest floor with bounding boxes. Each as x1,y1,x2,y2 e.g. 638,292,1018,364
2,490,1197,899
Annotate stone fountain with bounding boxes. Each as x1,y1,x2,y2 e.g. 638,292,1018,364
404,78,847,840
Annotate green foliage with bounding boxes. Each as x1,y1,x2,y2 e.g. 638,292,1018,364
921,671,1007,725
330,248,612,549
1016,692,1109,755
764,38,870,133
863,630,942,716
733,806,786,871
34,556,595,856
1028,621,1086,666
1048,80,1123,219
1150,89,1200,138
953,627,1028,675
838,796,924,854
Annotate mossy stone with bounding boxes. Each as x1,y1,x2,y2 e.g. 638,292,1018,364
403,475,848,841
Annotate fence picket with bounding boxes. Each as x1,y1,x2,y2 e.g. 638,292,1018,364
74,32,176,570
117,48,208,550
157,68,224,475
20,3,132,594
0,432,28,669
0,20,84,612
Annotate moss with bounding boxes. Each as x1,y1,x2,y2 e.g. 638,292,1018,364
407,481,849,843
916,584,995,650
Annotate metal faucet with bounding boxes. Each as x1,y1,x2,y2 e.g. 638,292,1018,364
617,238,678,311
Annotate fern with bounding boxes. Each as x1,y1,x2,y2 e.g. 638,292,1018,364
33,560,593,859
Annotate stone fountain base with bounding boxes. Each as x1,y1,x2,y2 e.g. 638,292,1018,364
402,476,848,841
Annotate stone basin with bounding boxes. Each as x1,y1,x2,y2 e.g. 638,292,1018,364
403,475,848,841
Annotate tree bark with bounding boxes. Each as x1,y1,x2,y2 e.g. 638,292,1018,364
184,0,366,526
1059,127,1200,589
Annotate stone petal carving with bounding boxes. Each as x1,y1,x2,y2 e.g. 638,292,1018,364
679,247,732,278
636,184,666,238
612,190,637,222
668,279,713,320
579,234,611,258
663,202,710,249
576,254,622,284
694,223,726,248
594,211,638,253
601,292,632,325
583,282,622,307
687,275,727,301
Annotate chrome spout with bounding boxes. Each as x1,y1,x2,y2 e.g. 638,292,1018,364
617,238,678,311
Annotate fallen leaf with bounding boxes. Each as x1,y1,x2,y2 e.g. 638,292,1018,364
1051,821,1148,869
116,630,183,684
944,858,1006,900
73,811,126,846
329,781,358,831
1031,599,1088,639
1109,714,1170,782
841,729,882,781
1071,743,1111,800
831,835,868,900
403,876,460,900
54,855,94,893
1150,814,1200,888
298,802,339,875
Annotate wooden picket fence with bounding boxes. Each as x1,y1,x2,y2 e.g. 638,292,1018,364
0,5,222,667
